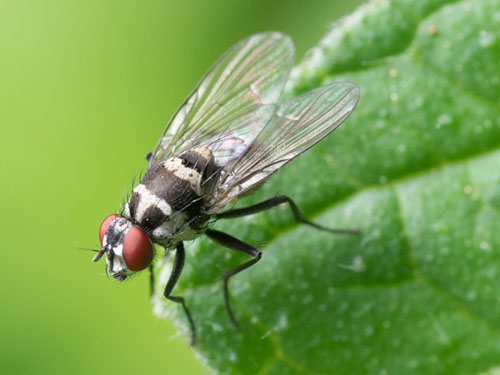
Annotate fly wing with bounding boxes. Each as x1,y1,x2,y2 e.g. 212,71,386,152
208,82,360,212
150,32,294,165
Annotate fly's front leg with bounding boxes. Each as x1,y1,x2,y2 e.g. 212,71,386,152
163,242,196,345
206,229,261,328
216,195,358,234
148,263,155,299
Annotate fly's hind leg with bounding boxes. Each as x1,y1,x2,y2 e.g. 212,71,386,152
209,196,357,327
205,229,261,328
216,195,358,234
163,242,196,345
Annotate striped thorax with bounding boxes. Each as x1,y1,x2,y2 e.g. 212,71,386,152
127,147,216,247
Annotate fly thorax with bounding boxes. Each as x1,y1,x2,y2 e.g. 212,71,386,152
125,148,216,245
152,211,204,248
152,210,187,239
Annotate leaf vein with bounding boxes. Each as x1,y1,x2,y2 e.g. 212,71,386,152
415,274,500,336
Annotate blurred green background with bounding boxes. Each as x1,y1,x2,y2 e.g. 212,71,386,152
0,1,363,374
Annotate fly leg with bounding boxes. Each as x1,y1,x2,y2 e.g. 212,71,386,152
216,195,358,234
163,242,196,345
205,229,261,328
148,263,155,298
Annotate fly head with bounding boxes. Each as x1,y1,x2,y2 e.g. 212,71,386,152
94,214,154,281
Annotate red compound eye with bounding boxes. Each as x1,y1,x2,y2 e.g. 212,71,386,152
123,226,153,271
99,214,119,245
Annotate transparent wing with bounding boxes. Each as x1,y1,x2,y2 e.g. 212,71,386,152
151,32,294,165
209,82,360,212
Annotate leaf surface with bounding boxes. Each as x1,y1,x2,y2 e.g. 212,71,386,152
154,0,500,373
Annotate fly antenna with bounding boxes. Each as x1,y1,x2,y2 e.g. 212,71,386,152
76,247,100,253
92,247,106,262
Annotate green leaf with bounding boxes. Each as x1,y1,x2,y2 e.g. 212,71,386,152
153,0,500,374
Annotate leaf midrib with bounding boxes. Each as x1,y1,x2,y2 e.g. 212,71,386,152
185,145,500,291
187,0,500,293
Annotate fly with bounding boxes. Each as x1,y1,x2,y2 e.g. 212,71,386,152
93,32,359,345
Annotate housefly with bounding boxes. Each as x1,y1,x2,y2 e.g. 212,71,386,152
93,32,359,345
